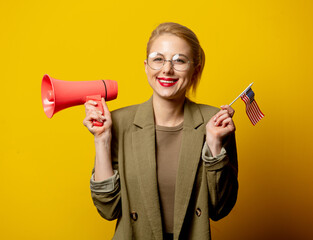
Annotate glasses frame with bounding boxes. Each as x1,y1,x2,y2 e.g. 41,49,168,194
146,52,193,72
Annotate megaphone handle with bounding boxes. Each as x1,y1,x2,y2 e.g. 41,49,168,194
86,95,104,127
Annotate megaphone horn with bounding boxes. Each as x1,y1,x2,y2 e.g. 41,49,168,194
41,74,118,126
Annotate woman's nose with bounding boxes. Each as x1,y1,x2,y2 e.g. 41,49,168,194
162,60,174,74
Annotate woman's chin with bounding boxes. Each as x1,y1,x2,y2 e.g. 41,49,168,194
153,89,186,101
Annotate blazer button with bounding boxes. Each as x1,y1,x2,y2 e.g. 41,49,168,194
130,211,138,221
196,208,201,217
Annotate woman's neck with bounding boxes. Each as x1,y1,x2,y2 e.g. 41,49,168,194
152,94,185,127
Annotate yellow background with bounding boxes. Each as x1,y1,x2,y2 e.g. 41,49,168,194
1,0,313,239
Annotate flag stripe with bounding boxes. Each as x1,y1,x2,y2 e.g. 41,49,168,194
241,90,264,125
241,94,256,125
248,101,261,125
249,102,260,124
247,103,257,125
246,107,256,125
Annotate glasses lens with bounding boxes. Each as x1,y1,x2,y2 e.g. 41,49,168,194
148,52,164,70
147,52,191,71
172,54,190,71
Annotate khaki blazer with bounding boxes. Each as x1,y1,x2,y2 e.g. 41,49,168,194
91,97,238,240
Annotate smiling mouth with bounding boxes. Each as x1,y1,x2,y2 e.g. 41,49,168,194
159,79,177,83
157,77,179,83
157,77,179,87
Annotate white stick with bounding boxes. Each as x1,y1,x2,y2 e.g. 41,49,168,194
229,82,254,106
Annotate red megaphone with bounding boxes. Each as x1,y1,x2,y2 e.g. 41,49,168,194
41,74,118,126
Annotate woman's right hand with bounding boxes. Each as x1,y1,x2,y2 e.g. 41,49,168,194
83,97,112,143
84,98,114,181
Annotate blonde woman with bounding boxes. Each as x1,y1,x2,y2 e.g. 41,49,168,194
84,22,238,240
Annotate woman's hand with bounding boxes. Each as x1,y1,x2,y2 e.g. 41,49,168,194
84,98,114,181
220,105,235,117
206,105,236,157
83,98,112,143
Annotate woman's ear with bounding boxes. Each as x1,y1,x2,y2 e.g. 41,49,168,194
144,60,148,74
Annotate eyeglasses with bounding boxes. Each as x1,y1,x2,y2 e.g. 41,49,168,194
147,52,192,72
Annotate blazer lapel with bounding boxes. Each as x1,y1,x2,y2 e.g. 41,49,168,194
173,99,205,237
132,98,163,240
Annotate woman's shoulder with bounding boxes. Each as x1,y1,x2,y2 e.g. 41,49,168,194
187,99,220,119
111,104,140,125
111,104,140,116
110,97,153,125
109,104,141,135
195,102,219,112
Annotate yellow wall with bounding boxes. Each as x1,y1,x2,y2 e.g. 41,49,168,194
1,0,312,239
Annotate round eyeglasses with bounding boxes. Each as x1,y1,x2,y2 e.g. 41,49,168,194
147,52,192,72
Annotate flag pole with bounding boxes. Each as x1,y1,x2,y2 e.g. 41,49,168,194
229,82,254,106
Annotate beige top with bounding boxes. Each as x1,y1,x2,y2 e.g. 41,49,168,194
155,122,184,234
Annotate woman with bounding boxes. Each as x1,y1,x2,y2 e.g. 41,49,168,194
84,22,238,240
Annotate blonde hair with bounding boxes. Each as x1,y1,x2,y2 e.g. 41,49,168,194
147,22,205,94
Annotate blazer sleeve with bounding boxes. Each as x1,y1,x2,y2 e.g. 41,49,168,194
202,133,239,221
90,125,121,221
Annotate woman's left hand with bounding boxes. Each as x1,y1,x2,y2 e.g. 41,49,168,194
206,105,236,157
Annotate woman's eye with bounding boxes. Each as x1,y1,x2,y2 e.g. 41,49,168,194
174,58,186,64
153,57,164,62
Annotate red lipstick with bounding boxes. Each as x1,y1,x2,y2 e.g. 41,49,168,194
157,77,179,87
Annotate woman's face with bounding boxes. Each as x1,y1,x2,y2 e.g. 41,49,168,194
145,34,195,101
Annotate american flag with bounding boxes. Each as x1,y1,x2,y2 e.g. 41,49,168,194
241,87,264,125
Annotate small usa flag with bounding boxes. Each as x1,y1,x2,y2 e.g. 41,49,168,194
241,88,264,125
